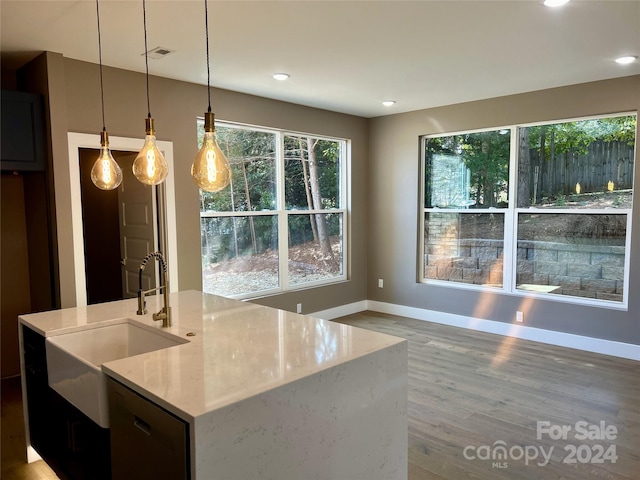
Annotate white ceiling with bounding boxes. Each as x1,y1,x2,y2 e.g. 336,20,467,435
1,0,639,118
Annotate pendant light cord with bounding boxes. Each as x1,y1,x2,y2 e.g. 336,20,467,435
143,0,151,119
205,0,211,113
96,0,106,131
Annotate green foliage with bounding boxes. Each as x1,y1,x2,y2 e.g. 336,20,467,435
284,135,340,209
201,215,278,265
527,115,637,157
199,125,277,213
613,194,624,207
197,123,341,214
523,114,636,204
197,122,344,265
425,130,510,207
288,213,342,246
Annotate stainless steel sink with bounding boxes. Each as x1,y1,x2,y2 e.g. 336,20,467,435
45,321,187,427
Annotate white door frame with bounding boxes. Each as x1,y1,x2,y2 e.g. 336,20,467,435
67,132,179,307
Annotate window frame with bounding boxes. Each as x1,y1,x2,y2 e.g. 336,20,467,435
419,113,636,310
198,119,349,299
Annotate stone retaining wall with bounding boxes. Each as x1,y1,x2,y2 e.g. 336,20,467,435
424,239,625,302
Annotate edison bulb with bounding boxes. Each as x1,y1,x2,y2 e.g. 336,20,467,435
192,131,231,192
91,131,122,190
133,118,168,186
192,111,231,192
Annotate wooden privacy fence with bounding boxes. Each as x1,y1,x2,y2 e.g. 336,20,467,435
528,140,634,198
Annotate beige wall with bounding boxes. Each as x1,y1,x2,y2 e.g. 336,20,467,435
18,52,65,309
1,175,31,377
55,55,368,313
26,52,640,344
368,75,640,345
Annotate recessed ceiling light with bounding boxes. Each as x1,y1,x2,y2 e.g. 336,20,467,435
382,100,396,107
615,55,638,65
273,73,290,81
543,0,570,7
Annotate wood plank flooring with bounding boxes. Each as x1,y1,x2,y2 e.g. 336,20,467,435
2,311,638,479
334,311,640,480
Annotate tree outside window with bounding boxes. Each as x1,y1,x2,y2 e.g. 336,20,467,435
199,121,347,298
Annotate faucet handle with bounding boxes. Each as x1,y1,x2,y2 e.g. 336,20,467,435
152,307,171,328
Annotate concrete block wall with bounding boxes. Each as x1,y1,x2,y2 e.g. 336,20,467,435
517,241,625,302
425,239,503,286
424,237,625,302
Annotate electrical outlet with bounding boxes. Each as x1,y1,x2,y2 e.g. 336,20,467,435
296,303,302,314
516,311,524,323
378,278,384,288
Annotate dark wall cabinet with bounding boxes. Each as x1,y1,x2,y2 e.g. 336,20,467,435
1,90,47,172
107,377,190,480
22,326,111,480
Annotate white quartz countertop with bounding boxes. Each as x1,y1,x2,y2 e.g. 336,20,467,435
19,291,404,421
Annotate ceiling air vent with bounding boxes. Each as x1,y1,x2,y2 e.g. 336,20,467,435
143,47,175,60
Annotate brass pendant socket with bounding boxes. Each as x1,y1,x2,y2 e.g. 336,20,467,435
100,130,109,147
203,111,215,133
145,117,156,135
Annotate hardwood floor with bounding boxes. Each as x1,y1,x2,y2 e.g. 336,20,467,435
2,312,638,479
334,311,640,480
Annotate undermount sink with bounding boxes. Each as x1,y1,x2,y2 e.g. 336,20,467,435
46,321,187,428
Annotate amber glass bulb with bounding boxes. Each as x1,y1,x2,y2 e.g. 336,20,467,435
133,118,168,186
191,113,231,192
91,131,123,190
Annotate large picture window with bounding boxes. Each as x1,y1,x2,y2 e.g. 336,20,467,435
420,114,636,307
199,122,348,298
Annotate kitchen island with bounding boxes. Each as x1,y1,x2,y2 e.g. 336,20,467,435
19,290,408,479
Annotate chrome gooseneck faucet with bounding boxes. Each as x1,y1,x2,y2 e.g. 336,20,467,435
136,251,171,327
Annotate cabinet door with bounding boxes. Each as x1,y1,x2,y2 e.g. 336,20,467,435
22,325,56,458
1,90,46,171
22,326,111,480
107,378,189,480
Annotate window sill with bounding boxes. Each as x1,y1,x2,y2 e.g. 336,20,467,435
419,279,628,311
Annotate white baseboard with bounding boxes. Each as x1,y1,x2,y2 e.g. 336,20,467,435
312,300,640,361
311,300,368,321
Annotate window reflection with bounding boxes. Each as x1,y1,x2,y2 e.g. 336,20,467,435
202,307,342,408
424,130,510,208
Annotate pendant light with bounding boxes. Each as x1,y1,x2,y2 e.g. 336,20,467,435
90,0,122,191
133,0,168,186
191,0,231,192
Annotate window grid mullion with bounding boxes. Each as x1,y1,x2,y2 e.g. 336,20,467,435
339,140,348,279
503,127,519,294
276,131,289,291
346,141,351,279
418,137,426,282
